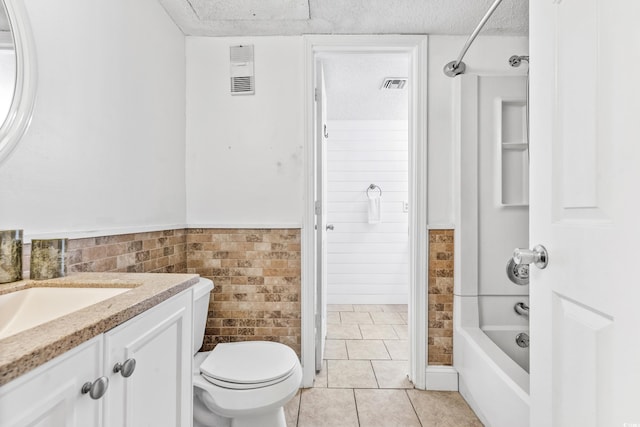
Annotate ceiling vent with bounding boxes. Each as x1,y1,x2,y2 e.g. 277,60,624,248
381,77,408,90
230,45,255,95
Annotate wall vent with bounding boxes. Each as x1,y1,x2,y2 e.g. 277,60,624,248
230,45,255,95
380,77,408,90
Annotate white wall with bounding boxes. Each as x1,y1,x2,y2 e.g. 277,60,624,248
326,120,409,304
185,35,527,229
0,0,186,238
427,36,528,226
185,36,304,227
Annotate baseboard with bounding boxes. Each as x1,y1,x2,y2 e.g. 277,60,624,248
425,365,458,391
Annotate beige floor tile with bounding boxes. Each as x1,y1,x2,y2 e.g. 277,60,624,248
392,324,408,340
346,340,390,360
381,304,408,312
370,311,405,325
341,311,374,324
360,324,399,339
327,324,362,339
407,390,483,426
399,312,409,322
324,339,348,359
314,360,327,387
328,304,353,312
285,389,301,427
327,360,378,388
371,360,413,389
298,388,359,427
384,340,409,360
353,304,385,312
355,389,421,427
327,311,341,324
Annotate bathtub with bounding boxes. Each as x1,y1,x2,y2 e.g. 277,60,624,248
454,295,530,427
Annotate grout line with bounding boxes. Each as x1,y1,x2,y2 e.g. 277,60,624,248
295,389,303,427
369,360,380,389
352,388,361,426
405,389,424,427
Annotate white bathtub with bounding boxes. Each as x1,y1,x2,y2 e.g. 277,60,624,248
454,295,530,427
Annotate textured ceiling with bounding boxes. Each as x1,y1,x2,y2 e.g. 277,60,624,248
158,0,529,37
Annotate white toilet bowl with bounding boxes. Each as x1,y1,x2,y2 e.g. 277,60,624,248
191,279,302,427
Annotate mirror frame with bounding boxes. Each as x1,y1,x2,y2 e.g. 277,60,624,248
0,0,36,165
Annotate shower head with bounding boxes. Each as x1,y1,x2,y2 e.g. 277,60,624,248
509,55,530,67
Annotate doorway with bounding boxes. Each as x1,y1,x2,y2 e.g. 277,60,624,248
301,35,429,389
317,51,411,389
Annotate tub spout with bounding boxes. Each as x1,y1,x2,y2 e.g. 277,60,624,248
514,302,529,317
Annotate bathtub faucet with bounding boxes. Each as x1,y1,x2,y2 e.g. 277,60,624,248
514,302,529,317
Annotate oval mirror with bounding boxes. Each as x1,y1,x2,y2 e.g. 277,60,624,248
0,0,36,165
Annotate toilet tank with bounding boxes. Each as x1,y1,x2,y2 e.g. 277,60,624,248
192,278,214,355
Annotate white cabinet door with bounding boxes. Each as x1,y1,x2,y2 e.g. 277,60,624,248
530,0,640,425
0,336,103,427
103,290,192,427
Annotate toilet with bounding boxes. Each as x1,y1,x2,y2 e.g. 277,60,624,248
191,279,302,427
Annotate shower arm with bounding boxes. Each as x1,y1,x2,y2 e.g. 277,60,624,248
443,0,505,77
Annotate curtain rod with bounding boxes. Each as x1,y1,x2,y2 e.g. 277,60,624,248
443,0,505,77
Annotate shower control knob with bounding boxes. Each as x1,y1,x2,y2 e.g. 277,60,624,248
513,245,549,269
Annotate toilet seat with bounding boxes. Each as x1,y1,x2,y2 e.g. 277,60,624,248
199,341,299,390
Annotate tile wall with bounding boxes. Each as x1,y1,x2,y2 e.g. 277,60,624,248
21,229,187,278
428,229,454,365
185,229,301,355
17,227,453,365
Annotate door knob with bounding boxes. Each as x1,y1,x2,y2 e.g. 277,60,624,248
81,376,109,399
326,224,334,231
113,358,137,378
513,245,549,269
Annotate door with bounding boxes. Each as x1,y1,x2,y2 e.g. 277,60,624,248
530,1,640,426
315,61,328,372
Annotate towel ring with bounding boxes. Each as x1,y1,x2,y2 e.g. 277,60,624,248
366,184,382,198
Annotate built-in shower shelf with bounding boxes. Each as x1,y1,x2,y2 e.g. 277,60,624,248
498,98,529,206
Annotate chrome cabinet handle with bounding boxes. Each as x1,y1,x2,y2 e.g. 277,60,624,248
113,358,136,378
326,224,334,231
81,376,109,399
513,244,549,269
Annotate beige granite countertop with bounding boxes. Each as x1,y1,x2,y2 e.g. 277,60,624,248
0,272,200,386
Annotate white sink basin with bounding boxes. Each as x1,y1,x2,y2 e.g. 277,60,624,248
0,287,129,339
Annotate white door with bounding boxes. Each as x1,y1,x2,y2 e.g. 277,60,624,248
315,61,329,372
530,1,640,426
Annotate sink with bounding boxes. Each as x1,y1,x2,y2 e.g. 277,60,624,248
0,287,129,339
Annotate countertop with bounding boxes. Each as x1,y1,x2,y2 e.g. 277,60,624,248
0,272,200,386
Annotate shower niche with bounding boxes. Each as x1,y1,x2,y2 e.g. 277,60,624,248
498,99,529,206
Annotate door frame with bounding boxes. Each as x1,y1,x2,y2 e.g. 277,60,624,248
301,35,429,388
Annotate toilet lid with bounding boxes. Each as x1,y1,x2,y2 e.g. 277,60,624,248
200,341,299,386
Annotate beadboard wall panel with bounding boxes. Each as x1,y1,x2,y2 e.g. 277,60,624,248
326,120,409,304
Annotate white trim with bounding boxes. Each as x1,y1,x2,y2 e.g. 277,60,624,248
427,223,456,230
22,224,187,243
185,224,302,229
301,34,429,389
0,0,38,166
425,365,459,391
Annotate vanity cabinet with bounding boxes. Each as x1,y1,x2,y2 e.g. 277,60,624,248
103,289,192,426
0,335,104,426
0,288,193,427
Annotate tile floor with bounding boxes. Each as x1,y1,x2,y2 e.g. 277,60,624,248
284,304,483,427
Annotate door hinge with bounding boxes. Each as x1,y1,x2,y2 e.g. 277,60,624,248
314,88,318,102
314,200,321,215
